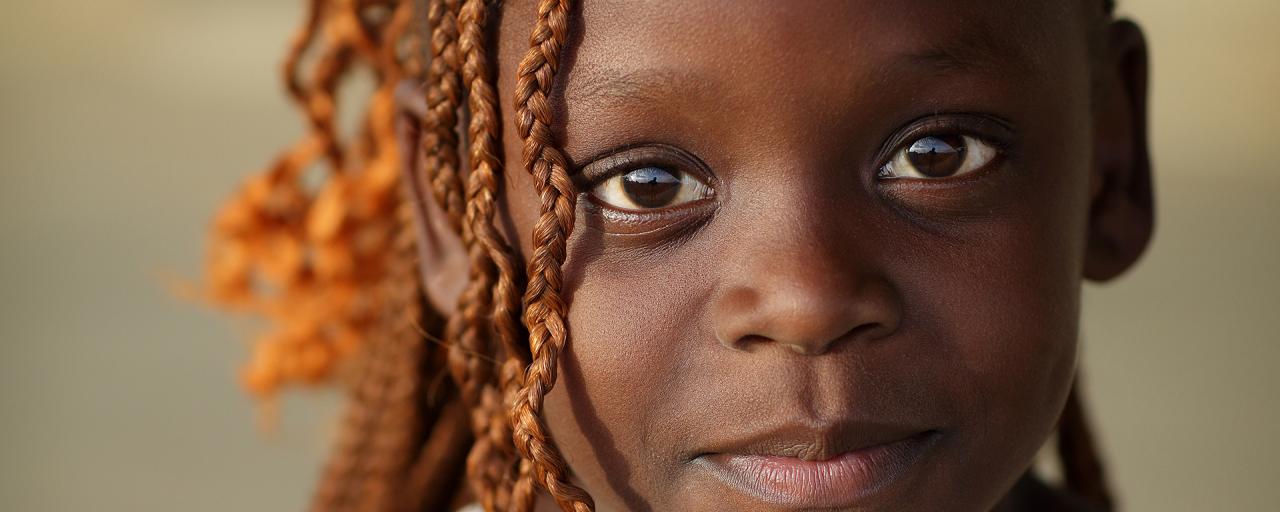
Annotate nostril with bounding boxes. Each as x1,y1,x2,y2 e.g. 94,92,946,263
731,334,772,352
846,320,892,343
788,320,895,356
724,319,896,355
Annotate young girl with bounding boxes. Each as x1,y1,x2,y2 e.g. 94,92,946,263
204,0,1153,510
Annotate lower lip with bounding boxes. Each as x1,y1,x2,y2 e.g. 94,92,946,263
700,431,939,508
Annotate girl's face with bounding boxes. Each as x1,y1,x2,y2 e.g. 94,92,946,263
413,1,1147,510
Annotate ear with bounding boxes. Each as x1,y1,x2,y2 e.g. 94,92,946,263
395,80,467,316
1084,20,1155,282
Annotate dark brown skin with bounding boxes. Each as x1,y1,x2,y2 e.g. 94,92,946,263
402,1,1152,510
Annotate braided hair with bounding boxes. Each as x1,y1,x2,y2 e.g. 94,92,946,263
202,1,1119,510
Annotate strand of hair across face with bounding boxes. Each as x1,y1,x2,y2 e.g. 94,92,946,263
507,0,596,511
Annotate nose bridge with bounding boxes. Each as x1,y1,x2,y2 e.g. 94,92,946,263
712,184,901,355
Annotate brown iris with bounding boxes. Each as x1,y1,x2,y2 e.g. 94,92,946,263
622,167,682,208
906,135,967,177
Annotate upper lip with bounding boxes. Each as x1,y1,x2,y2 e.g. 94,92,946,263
693,419,934,462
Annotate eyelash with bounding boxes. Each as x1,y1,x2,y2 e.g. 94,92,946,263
580,146,716,206
873,115,1014,180
577,115,1014,217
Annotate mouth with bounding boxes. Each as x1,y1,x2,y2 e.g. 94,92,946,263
693,425,941,509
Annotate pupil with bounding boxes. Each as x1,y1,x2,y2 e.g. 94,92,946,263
622,167,682,208
906,135,966,177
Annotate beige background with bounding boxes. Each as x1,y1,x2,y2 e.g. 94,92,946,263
1,1,1276,510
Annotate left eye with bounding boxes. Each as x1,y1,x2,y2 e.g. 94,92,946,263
590,166,713,210
879,135,999,179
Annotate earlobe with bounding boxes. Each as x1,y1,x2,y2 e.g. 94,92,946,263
395,80,468,316
1084,20,1155,282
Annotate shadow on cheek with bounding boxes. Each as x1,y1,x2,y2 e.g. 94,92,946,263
561,349,655,512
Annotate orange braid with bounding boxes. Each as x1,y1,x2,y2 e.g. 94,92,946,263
508,0,595,511
306,1,431,508
422,0,467,229
202,0,466,509
457,0,532,509
208,0,407,399
422,0,487,410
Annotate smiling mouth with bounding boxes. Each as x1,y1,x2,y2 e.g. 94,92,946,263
695,429,941,508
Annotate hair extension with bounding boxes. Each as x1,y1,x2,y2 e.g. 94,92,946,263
304,3,445,510
204,1,1122,511
421,0,466,230
421,0,488,423
507,1,596,510
457,0,535,509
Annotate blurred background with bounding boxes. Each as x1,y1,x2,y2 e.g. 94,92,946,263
1,1,1277,510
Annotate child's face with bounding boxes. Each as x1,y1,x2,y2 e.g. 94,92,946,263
419,1,1147,510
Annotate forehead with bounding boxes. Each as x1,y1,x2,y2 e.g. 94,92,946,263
558,2,1085,76
495,0,1095,163
567,0,1086,71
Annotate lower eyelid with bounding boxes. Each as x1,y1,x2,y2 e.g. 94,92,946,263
581,197,717,237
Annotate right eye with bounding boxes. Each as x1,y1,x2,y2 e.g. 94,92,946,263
590,166,713,211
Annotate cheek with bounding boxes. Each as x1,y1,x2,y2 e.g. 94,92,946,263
919,212,1083,425
872,211,1081,510
539,229,714,508
896,143,1091,500
496,121,715,504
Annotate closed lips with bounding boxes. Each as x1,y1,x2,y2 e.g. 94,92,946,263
694,424,940,508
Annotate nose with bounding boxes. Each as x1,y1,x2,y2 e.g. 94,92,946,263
710,208,902,356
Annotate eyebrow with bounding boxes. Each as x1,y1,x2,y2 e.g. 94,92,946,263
899,29,1038,77
564,68,688,112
